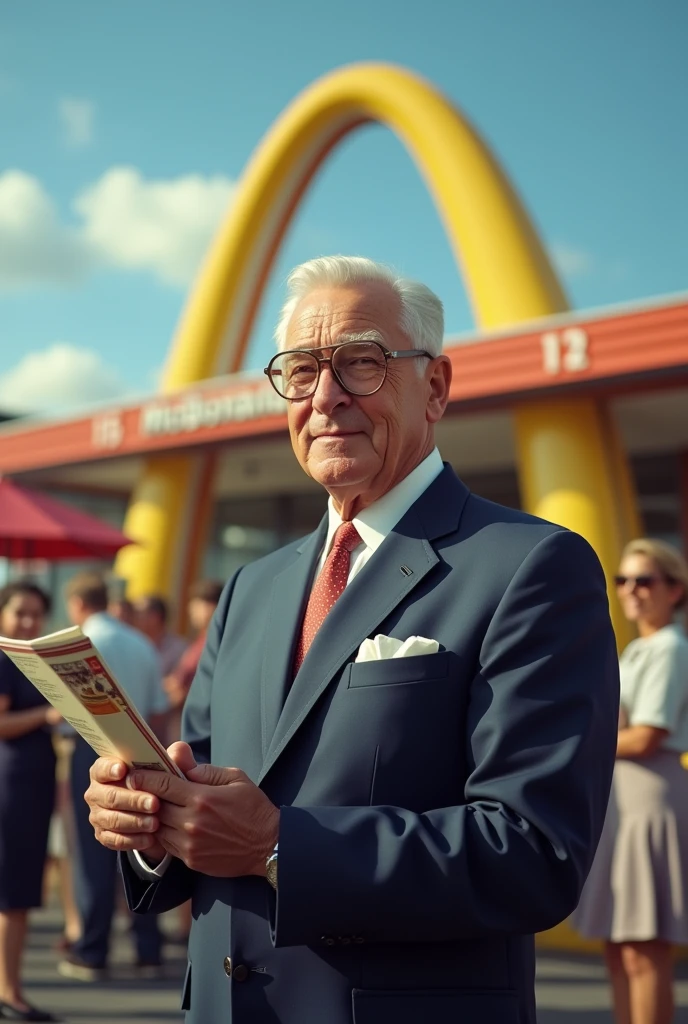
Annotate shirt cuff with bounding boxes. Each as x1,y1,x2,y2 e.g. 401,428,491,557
128,850,172,880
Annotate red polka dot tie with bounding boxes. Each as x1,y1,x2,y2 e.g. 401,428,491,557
293,521,362,675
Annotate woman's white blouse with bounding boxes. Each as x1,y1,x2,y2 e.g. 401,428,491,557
620,623,688,752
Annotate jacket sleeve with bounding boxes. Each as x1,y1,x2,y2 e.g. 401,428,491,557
121,573,238,914
273,529,620,946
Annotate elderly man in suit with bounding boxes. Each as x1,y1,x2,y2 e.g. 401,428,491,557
84,256,619,1024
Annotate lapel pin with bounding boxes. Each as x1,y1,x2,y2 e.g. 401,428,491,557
399,565,413,577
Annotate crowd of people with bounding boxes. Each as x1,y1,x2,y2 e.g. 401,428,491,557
1,535,688,1022
0,572,222,1022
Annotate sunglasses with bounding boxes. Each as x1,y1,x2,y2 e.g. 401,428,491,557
614,574,675,590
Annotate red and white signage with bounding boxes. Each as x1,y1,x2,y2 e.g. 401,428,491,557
0,296,686,475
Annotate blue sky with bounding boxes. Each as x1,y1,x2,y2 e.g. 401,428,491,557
0,0,686,415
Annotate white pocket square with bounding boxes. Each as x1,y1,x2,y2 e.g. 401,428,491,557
355,634,440,663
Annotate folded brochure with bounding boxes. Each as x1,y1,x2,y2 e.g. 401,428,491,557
0,626,183,776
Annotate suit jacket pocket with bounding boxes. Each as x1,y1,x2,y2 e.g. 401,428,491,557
347,650,451,689
180,960,192,1012
352,988,519,1024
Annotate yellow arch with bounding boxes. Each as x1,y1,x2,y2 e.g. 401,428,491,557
116,61,638,651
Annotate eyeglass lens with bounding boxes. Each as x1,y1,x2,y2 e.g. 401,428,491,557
269,342,387,399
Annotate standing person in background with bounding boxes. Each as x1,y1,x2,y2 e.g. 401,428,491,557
106,596,136,626
0,581,60,1022
49,733,82,959
57,573,169,982
133,595,188,677
575,539,688,1024
163,581,223,742
156,582,223,949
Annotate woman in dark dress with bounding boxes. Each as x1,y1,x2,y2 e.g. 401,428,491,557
0,581,59,1023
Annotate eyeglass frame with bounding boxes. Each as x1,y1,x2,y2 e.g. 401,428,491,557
263,339,434,400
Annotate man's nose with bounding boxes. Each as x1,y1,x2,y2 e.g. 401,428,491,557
311,362,351,413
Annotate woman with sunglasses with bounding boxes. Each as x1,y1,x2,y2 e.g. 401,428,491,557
574,538,688,1024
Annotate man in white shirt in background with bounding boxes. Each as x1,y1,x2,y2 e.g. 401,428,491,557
133,595,189,678
57,572,169,982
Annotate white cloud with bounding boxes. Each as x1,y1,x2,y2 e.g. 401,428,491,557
58,97,95,147
0,344,131,415
0,166,235,291
0,171,91,289
550,243,594,278
75,167,234,285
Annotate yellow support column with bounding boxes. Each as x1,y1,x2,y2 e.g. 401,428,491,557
115,455,205,598
515,399,640,651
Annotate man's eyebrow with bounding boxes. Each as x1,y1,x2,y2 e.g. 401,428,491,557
282,330,386,354
333,330,385,345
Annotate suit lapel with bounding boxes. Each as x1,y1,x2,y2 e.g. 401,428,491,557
259,517,327,760
258,466,470,784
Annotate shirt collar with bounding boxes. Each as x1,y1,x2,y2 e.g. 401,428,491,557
83,611,109,628
323,447,444,556
82,611,115,634
643,622,684,642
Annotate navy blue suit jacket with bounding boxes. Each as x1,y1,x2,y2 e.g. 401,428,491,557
122,465,619,1024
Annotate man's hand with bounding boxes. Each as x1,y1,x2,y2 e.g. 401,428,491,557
85,742,198,864
127,748,280,878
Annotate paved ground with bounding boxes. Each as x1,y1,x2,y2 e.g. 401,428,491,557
22,903,185,1024
20,903,688,1022
536,951,688,1022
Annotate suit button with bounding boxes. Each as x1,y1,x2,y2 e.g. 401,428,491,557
340,936,351,945
223,956,232,977
232,964,249,983
321,935,336,946
353,936,365,944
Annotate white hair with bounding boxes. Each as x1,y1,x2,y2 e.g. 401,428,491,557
273,256,444,367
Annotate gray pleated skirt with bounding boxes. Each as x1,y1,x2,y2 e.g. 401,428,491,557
573,750,688,943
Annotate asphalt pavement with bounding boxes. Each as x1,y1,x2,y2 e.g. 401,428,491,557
22,902,185,1024
19,902,688,1023
536,950,688,1023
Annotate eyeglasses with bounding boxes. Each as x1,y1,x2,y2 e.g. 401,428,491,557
263,340,433,401
614,574,675,590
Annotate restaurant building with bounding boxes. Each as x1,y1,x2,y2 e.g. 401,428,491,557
0,290,686,623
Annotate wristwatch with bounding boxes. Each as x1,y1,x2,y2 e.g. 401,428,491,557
266,843,278,890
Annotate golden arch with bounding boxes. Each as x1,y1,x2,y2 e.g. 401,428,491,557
115,62,638,647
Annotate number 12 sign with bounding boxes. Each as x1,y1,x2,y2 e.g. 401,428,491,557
541,328,590,375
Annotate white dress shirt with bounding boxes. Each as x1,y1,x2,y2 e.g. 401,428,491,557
131,447,444,880
316,446,444,581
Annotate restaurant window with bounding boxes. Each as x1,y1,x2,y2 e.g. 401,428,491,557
202,491,327,582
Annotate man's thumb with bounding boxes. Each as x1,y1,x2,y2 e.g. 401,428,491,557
186,763,241,786
167,741,197,776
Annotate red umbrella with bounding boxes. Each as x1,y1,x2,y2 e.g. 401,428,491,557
0,477,134,560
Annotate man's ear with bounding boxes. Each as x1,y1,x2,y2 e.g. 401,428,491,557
426,355,452,424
